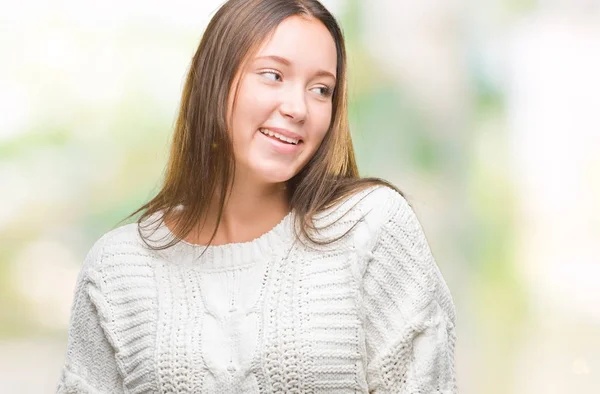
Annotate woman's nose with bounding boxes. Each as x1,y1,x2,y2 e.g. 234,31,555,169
279,85,307,123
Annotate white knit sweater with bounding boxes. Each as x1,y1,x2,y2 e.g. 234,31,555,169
57,186,458,393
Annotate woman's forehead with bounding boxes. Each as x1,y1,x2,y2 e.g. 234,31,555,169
252,15,337,77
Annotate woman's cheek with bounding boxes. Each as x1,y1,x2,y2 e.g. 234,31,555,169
315,106,332,138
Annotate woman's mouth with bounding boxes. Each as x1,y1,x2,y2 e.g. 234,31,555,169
259,128,302,145
257,128,303,154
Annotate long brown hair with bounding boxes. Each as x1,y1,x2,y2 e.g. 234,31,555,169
124,0,403,250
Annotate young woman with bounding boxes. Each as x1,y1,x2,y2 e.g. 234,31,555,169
57,0,458,393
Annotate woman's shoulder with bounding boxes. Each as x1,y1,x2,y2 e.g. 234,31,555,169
309,184,413,247
355,184,409,213
316,184,410,225
79,220,157,275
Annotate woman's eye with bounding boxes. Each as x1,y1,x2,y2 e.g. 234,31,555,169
313,86,333,97
261,71,282,82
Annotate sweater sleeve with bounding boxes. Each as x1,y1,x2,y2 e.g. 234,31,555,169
56,237,124,394
362,189,458,393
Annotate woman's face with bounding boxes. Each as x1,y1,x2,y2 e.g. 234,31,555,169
227,15,337,186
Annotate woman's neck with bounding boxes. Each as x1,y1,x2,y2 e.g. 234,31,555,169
173,181,290,246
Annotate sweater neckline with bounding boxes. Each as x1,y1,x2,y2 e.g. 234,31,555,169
144,210,295,270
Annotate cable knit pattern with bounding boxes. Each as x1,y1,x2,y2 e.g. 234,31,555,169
57,185,458,393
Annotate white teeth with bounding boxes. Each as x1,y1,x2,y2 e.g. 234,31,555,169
259,128,299,145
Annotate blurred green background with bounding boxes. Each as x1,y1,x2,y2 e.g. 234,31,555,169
1,0,599,392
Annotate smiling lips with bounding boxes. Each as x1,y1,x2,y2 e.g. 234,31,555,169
259,128,302,145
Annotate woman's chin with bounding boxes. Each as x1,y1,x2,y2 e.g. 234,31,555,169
252,166,298,185
261,172,296,185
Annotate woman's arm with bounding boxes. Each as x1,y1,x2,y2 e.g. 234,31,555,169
57,238,124,394
363,189,458,393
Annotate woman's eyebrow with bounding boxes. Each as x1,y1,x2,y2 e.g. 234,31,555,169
256,55,292,66
255,55,336,81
